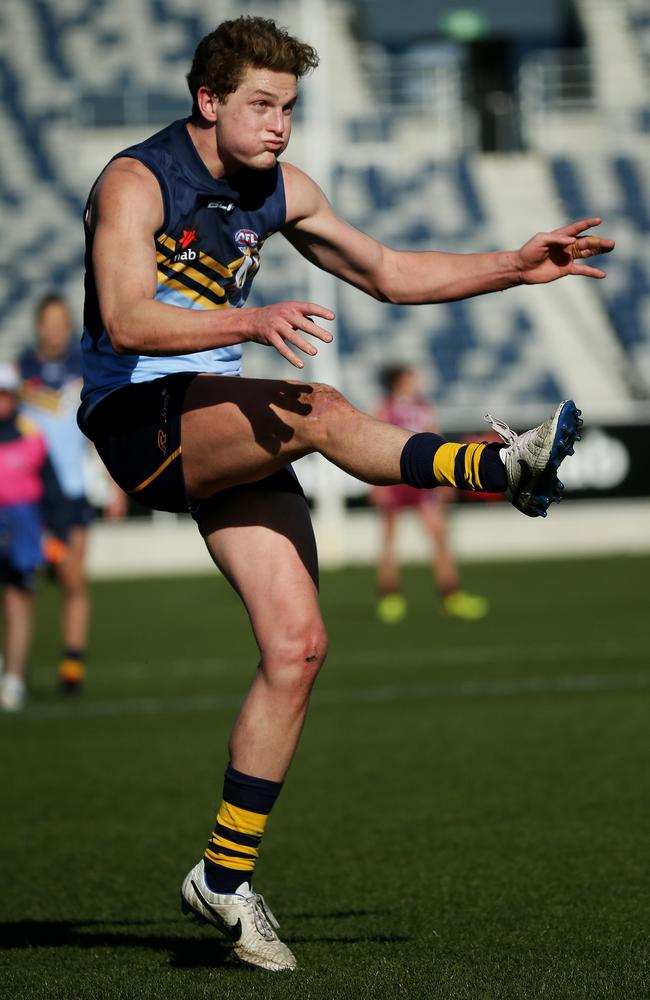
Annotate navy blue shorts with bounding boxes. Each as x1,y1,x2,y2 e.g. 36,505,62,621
79,374,304,517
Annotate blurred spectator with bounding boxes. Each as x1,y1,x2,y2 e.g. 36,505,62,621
18,294,127,694
0,363,66,711
370,365,489,622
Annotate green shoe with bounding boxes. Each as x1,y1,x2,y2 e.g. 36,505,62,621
377,593,407,624
442,590,489,620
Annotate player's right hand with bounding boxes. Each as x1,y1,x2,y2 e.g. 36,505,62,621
248,301,335,368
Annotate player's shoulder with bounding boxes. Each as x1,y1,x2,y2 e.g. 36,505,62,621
91,156,163,230
100,155,161,194
280,161,328,224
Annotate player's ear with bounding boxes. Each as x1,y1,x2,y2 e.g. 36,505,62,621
196,86,219,124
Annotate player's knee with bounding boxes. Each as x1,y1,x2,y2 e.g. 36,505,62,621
262,620,328,692
299,382,355,450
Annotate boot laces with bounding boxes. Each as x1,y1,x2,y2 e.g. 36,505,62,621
484,412,517,446
250,893,280,940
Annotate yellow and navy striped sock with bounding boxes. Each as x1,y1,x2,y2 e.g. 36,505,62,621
400,433,507,493
203,763,283,894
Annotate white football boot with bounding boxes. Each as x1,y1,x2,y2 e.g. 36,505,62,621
180,860,297,971
485,400,582,518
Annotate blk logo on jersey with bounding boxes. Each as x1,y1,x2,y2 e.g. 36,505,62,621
173,228,199,262
234,229,259,252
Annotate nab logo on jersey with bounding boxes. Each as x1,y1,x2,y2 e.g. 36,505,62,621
234,229,259,252
173,228,199,262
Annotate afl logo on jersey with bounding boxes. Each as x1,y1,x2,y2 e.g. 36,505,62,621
234,229,259,252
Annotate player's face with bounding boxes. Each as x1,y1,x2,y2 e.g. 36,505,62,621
216,65,298,171
36,302,72,359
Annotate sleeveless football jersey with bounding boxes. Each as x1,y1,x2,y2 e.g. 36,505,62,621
80,118,286,415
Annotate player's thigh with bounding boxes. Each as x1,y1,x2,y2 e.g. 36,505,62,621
197,484,326,661
181,374,323,500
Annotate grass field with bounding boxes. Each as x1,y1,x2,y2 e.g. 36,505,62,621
1,554,649,1000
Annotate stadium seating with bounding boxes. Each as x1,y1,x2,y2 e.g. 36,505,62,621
1,0,648,409
551,154,650,393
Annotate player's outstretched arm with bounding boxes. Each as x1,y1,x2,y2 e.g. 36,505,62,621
281,163,615,305
90,158,333,367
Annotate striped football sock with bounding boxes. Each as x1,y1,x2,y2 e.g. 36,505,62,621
203,763,283,894
400,434,507,492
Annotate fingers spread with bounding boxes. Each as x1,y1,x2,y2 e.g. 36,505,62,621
558,217,602,237
570,235,615,258
284,328,319,357
299,302,336,321
296,316,334,343
269,332,304,368
570,263,607,278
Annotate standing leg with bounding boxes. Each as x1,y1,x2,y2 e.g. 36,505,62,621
56,526,90,692
180,484,326,971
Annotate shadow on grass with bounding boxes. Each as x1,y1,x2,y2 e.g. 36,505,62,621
0,919,232,969
0,918,412,968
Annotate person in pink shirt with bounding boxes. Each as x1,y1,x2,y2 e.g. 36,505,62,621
371,365,488,622
0,363,61,711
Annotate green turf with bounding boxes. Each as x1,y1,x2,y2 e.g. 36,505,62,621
1,555,649,1000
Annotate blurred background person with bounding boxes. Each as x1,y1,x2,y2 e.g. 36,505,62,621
0,363,59,711
370,365,489,623
18,294,126,695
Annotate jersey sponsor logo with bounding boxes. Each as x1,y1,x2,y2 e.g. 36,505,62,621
234,229,259,252
173,228,199,262
179,228,198,250
208,200,236,212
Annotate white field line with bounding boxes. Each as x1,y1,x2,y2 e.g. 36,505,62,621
9,669,650,722
35,635,650,684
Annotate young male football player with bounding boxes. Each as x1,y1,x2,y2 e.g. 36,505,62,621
78,16,612,971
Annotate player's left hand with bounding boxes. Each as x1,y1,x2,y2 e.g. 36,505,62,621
517,218,615,284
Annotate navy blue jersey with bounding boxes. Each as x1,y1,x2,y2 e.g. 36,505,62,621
81,118,287,414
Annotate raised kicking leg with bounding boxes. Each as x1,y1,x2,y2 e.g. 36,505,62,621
181,484,326,971
181,375,581,518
